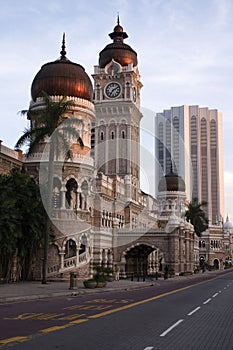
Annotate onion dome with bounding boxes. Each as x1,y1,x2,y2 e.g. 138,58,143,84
99,16,137,68
158,165,186,192
31,34,93,101
224,215,233,231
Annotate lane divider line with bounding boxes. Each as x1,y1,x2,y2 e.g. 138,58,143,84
160,319,184,337
144,347,154,350
212,293,218,298
0,336,29,345
203,298,211,304
188,306,201,316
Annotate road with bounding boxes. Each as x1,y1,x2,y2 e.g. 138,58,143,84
1,271,233,350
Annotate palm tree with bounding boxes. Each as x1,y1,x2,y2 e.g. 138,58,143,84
15,91,84,284
0,169,46,282
185,198,209,237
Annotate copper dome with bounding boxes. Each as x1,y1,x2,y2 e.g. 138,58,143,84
158,168,186,192
99,19,137,68
31,35,93,102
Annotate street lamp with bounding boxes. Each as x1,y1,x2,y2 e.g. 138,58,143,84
155,249,159,279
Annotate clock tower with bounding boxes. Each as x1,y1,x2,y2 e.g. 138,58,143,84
92,18,143,192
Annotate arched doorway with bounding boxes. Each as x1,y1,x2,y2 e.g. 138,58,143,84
125,244,154,277
199,256,205,269
214,259,219,270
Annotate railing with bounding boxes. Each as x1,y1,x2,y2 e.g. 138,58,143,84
79,251,89,264
25,152,94,166
47,251,90,276
64,256,76,269
33,95,95,110
47,264,60,275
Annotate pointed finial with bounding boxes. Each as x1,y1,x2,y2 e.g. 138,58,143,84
60,32,67,59
117,12,120,25
170,161,173,173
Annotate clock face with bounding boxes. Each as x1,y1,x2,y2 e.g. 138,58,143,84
105,82,121,98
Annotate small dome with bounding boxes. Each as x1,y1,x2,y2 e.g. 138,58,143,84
158,167,186,192
224,215,233,230
31,34,93,102
113,24,124,33
99,18,137,68
168,209,180,226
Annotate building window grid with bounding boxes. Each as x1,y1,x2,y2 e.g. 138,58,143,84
191,116,198,198
210,120,218,222
201,119,208,203
166,120,171,174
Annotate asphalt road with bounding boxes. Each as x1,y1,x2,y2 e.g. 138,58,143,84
1,271,233,350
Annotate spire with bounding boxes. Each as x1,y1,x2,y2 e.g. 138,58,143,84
170,161,173,174
60,33,67,60
109,16,128,42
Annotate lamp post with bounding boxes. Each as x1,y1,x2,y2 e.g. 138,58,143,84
155,249,159,280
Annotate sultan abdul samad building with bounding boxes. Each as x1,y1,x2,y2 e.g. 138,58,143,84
1,19,232,280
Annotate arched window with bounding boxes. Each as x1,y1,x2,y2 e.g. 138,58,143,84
79,235,88,254
122,130,125,139
111,131,115,139
100,131,104,141
81,180,88,210
66,178,78,209
53,178,61,208
65,239,76,259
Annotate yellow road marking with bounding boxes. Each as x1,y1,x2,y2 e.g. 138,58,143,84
69,319,89,325
0,276,222,346
88,284,199,319
88,276,225,320
40,319,88,333
40,324,71,333
57,313,85,321
0,336,28,345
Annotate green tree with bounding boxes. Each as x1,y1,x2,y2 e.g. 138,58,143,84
0,169,46,281
185,198,209,236
15,91,84,283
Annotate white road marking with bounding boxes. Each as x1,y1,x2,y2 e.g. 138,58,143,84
219,291,221,293
144,347,154,350
160,319,184,337
212,293,218,298
224,287,227,289
203,298,211,304
188,306,201,316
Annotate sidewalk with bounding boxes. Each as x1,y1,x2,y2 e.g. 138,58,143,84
0,278,154,304
0,269,231,304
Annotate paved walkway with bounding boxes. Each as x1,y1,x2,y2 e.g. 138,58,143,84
0,269,231,304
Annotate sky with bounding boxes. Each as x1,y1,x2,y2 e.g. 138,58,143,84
0,0,233,222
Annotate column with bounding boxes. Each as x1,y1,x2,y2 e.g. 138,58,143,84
60,187,66,209
60,252,65,269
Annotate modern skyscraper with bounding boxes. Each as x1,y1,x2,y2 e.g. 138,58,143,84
155,105,224,225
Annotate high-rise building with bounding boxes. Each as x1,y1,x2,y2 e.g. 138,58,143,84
155,105,224,225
